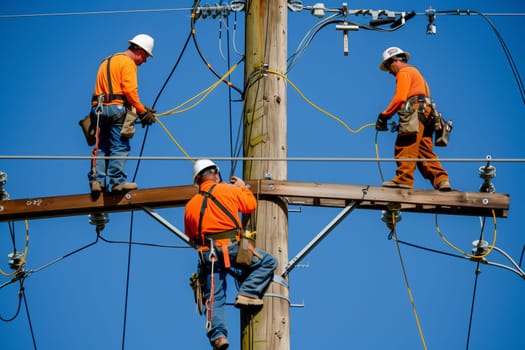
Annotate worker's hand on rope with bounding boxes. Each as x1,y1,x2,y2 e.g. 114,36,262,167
139,107,156,127
375,113,388,131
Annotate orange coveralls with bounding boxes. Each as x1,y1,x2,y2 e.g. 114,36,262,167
92,53,146,114
184,180,256,244
381,65,449,188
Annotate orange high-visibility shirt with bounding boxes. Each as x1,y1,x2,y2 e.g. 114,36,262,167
184,180,257,243
93,53,146,114
382,65,430,117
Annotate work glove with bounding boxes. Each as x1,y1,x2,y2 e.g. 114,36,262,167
375,113,388,131
139,107,156,127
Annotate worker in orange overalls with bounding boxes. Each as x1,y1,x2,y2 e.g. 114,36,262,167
184,160,277,350
376,46,452,191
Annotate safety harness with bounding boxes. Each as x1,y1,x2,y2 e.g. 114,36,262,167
197,184,242,269
91,55,129,107
197,183,243,331
90,55,129,180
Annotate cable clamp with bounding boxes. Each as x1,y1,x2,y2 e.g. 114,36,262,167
264,292,291,304
272,274,289,289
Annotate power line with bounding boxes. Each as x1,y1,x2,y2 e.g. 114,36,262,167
0,8,192,19
1,155,525,163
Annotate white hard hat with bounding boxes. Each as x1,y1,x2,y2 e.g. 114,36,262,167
193,159,220,184
379,46,410,71
128,34,154,57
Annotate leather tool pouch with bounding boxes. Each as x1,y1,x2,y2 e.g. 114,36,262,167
79,114,96,146
189,271,205,315
236,232,256,266
434,115,453,147
431,103,452,147
397,109,419,135
120,108,137,138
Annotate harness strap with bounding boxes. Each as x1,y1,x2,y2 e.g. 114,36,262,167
91,94,128,103
216,240,231,268
197,184,242,269
91,55,129,106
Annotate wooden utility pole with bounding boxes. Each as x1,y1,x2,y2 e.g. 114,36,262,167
242,1,290,349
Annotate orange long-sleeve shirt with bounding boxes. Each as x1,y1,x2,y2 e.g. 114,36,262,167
93,53,146,114
184,180,257,243
382,65,429,118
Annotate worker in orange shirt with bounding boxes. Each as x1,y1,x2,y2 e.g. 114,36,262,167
88,34,156,194
184,160,277,350
376,47,452,191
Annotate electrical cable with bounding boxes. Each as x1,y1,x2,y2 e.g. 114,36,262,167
435,210,497,259
232,11,244,56
389,216,428,350
435,10,525,104
1,220,29,277
98,233,191,249
288,11,414,72
397,239,468,260
374,130,386,183
9,221,17,251
398,239,525,278
155,60,242,117
190,1,244,96
1,155,525,162
224,15,237,177
0,7,192,19
0,279,24,322
151,31,192,109
121,211,135,350
130,24,194,187
24,233,100,276
518,245,525,267
465,261,481,350
22,289,38,350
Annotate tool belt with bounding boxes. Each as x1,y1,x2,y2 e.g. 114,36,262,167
199,229,239,246
91,94,128,105
189,272,205,315
405,95,432,124
197,229,240,269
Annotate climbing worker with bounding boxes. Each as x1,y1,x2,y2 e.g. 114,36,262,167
184,160,278,350
376,46,452,191
88,34,157,194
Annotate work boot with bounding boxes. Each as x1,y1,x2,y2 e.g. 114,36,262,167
234,294,263,309
112,182,138,192
381,181,412,189
212,336,229,350
90,181,102,193
437,180,452,192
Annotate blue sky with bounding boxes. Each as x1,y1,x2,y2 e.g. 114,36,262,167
1,1,524,349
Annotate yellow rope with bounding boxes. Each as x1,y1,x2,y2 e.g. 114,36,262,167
272,69,374,133
156,63,239,118
435,210,497,259
152,63,241,163
391,214,428,350
0,220,29,277
265,69,374,134
156,119,193,162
